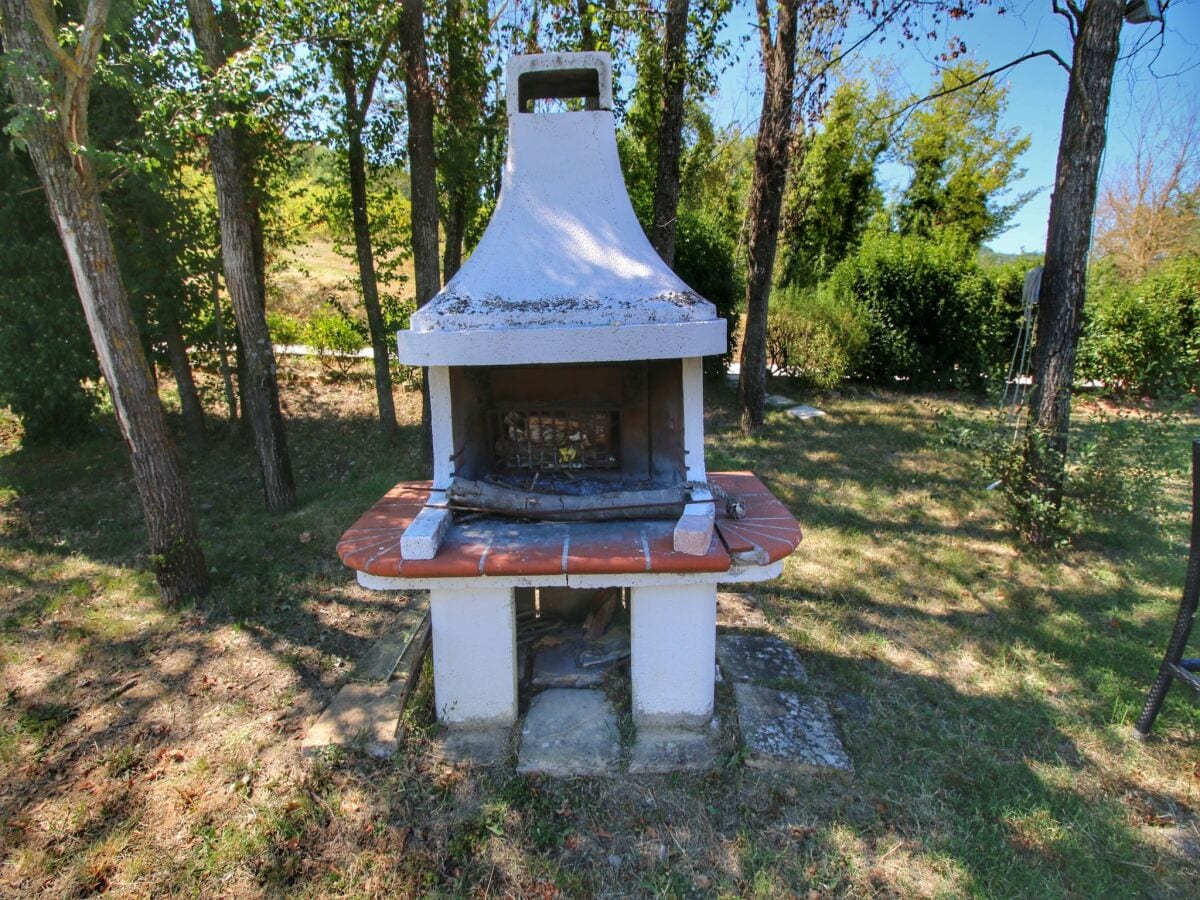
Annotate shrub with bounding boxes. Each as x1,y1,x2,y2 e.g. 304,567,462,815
304,300,367,378
673,210,742,376
935,403,1182,544
824,231,1020,390
1078,257,1200,397
766,286,868,389
267,312,305,346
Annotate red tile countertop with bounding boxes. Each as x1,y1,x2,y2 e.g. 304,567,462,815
338,471,801,579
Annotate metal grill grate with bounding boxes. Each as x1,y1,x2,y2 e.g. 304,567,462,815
489,408,619,471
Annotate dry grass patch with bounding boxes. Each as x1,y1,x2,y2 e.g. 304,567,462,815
1,373,1198,895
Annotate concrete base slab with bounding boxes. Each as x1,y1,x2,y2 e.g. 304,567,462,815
765,393,797,408
302,682,405,760
733,684,852,773
785,405,826,420
516,688,620,776
430,726,511,767
716,592,769,630
629,722,717,773
717,634,808,684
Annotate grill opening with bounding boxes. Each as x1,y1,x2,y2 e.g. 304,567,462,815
489,408,619,472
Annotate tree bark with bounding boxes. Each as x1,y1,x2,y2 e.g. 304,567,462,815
400,0,441,311
188,0,296,512
442,201,467,282
399,0,441,467
1024,0,1124,541
337,47,398,437
0,0,209,604
163,315,206,447
650,0,689,265
439,0,468,282
739,0,799,434
210,269,238,424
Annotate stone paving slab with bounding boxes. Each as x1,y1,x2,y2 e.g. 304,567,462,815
431,725,512,767
517,689,620,776
764,393,797,408
353,593,430,681
716,634,808,684
629,721,718,774
303,611,430,760
302,681,408,759
785,405,826,420
733,684,852,773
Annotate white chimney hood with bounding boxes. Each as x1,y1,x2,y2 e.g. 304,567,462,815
397,52,727,367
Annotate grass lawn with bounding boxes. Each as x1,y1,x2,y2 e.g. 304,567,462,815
1,365,1198,897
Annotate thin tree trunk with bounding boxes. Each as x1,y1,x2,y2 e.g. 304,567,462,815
651,0,688,265
338,48,398,437
0,0,209,605
1024,0,1124,542
188,0,296,512
442,201,467,282
210,269,238,424
163,315,206,447
400,0,441,467
739,0,799,434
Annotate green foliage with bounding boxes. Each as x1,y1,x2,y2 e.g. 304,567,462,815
936,404,1183,543
672,210,742,375
267,312,305,346
1078,257,1200,396
0,144,100,444
765,286,869,389
895,60,1034,248
303,300,367,378
825,231,1022,389
779,80,890,290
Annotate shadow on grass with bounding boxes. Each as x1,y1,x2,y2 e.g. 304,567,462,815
1,378,1197,894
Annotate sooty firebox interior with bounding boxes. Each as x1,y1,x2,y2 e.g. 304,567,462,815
448,360,684,490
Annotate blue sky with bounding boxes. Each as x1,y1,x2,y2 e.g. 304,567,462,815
708,0,1200,254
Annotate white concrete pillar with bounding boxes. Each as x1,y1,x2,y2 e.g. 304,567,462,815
430,586,517,726
630,582,717,727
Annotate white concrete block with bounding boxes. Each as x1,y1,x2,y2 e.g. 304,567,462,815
673,499,715,556
400,506,452,560
681,357,707,481
427,367,454,489
630,583,717,728
430,587,517,726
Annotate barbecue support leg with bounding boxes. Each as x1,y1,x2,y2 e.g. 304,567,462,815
631,583,717,727
430,586,517,726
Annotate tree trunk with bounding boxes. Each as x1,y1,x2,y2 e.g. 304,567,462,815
442,201,467,282
739,0,799,434
400,0,442,467
1024,0,1124,542
650,0,689,265
188,0,296,512
0,0,209,605
338,49,398,438
211,269,238,424
163,315,206,447
400,0,441,310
